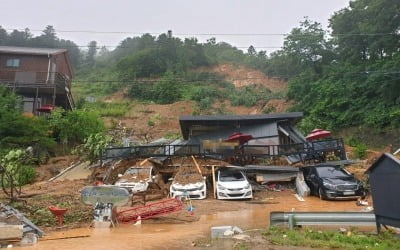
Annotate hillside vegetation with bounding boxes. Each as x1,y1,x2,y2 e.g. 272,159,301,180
73,0,399,138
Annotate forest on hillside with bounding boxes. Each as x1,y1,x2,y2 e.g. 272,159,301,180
1,0,399,133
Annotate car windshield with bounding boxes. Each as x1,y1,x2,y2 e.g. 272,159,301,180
219,171,245,182
316,166,349,178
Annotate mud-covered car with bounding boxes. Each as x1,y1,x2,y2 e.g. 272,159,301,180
115,166,155,193
301,164,366,200
170,165,206,199
216,167,252,200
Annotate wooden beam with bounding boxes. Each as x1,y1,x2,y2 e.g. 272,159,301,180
0,225,23,240
139,158,149,166
34,87,39,115
52,86,56,105
191,155,202,175
212,165,216,199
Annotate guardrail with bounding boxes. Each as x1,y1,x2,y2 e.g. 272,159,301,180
270,211,376,230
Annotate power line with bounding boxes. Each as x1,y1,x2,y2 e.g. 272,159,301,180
4,27,399,37
71,71,400,84
73,45,283,49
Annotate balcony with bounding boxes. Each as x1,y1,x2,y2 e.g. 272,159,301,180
0,70,74,110
0,70,71,89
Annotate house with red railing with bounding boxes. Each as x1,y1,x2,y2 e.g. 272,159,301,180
0,46,74,114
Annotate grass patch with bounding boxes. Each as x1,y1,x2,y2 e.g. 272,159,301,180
12,194,93,227
264,226,400,250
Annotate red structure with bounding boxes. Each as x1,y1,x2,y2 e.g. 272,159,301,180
116,198,184,224
306,129,332,141
225,132,253,145
48,205,68,226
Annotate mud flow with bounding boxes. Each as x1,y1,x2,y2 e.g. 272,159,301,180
25,193,365,250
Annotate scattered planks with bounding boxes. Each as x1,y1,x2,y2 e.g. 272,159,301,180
0,224,23,242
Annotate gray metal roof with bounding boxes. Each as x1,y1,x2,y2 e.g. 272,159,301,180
0,46,67,55
179,112,303,139
365,153,400,173
180,112,303,122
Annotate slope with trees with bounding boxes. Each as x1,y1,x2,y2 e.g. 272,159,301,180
263,0,400,140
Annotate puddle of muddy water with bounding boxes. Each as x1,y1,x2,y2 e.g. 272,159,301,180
22,196,371,250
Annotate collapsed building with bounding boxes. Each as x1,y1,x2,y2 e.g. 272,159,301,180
102,112,346,165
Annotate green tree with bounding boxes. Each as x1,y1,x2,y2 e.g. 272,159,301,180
0,86,54,152
49,108,105,148
154,72,182,104
0,149,35,202
85,41,97,68
330,0,400,62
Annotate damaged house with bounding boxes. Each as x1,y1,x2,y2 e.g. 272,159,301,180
103,112,346,165
179,112,345,164
0,46,74,115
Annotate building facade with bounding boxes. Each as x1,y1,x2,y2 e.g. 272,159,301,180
0,46,74,114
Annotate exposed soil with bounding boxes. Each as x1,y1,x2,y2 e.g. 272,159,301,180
35,155,79,182
99,64,293,141
103,100,195,141
263,99,294,113
173,165,204,185
197,64,288,92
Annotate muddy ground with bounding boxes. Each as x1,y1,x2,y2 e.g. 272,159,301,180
18,188,371,250
2,144,393,249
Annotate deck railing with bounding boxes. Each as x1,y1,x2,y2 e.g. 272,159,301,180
101,138,346,163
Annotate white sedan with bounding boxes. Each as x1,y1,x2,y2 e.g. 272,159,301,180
216,168,253,200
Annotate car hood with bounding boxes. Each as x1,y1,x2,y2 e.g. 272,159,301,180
218,180,249,189
116,178,150,184
172,181,205,189
322,177,358,185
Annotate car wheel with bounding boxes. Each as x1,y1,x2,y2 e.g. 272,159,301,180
318,188,326,200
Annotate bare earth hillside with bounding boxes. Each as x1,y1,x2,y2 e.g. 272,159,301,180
197,64,288,91
101,64,291,141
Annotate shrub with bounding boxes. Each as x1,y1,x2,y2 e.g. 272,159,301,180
355,143,368,159
49,108,105,146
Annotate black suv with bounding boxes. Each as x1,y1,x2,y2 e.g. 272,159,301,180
301,165,366,200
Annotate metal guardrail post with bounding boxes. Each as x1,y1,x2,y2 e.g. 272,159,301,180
288,214,294,230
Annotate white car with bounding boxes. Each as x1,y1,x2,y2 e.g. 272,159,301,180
115,166,154,193
170,166,206,200
216,168,253,200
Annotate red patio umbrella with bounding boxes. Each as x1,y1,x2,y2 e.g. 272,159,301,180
37,104,55,113
311,128,323,133
225,132,253,145
306,129,332,141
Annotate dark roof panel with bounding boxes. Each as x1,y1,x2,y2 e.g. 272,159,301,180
180,112,303,122
365,153,400,173
179,112,303,139
0,46,67,56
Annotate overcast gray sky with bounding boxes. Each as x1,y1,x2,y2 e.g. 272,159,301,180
1,0,349,52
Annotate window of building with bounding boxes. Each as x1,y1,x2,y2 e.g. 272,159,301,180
6,58,20,67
